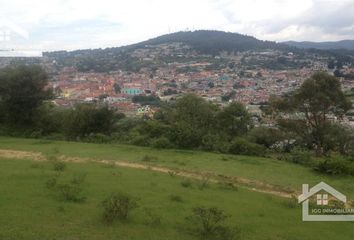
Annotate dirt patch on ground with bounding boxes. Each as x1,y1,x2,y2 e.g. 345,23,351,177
0,149,296,198
0,149,45,161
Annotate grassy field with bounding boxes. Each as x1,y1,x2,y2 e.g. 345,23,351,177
0,137,354,239
0,137,354,197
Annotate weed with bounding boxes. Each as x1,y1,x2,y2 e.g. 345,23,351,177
143,208,162,226
169,194,183,202
141,155,158,162
181,179,193,188
101,192,139,224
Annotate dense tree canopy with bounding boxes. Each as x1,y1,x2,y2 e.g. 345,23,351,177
272,72,352,154
0,65,51,125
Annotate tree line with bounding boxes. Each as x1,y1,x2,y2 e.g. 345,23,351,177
1,65,354,175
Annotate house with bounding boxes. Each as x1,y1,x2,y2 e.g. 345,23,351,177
122,83,143,95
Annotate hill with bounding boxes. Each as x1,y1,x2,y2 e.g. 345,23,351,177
283,40,354,50
42,30,295,72
129,30,288,55
38,31,353,73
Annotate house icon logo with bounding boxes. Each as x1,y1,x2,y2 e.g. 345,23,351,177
298,182,354,221
0,18,41,57
0,18,29,42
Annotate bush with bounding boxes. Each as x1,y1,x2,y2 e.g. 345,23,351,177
101,192,139,224
47,174,86,202
86,133,111,143
181,179,193,188
278,148,314,166
141,155,157,162
57,183,85,202
169,194,183,202
314,158,354,176
143,208,162,226
53,160,66,172
248,127,285,148
151,137,173,149
129,134,151,146
289,149,313,165
228,138,265,156
46,177,58,189
201,134,230,153
63,104,117,139
186,207,235,240
198,173,212,190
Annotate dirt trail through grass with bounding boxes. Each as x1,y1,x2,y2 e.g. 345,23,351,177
0,149,296,198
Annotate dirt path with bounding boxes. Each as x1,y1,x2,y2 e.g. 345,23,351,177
0,149,296,198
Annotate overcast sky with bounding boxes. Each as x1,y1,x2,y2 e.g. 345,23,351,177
1,0,354,51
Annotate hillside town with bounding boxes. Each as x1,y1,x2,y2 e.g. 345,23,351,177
40,43,354,125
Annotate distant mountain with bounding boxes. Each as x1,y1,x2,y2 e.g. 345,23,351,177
130,30,289,55
39,30,354,73
283,40,354,50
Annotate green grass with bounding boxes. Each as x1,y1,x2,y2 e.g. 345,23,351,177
0,158,354,240
0,137,354,198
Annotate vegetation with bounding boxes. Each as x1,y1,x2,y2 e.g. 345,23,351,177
0,65,51,126
0,144,354,239
1,66,354,177
101,192,139,223
186,207,235,240
132,95,161,106
270,72,352,155
133,30,286,55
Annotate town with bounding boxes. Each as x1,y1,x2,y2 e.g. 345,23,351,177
39,42,354,125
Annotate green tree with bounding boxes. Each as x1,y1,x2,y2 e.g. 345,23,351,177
167,94,217,148
272,72,352,154
113,83,121,93
217,102,252,138
63,104,117,139
0,65,51,125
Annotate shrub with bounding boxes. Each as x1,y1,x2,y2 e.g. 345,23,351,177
143,208,162,226
228,138,265,156
101,192,138,224
141,155,157,162
198,173,212,190
63,104,117,139
181,179,193,188
47,174,86,202
53,161,66,172
57,183,85,202
151,137,173,149
248,127,285,148
218,182,238,191
169,194,183,202
289,149,313,165
168,171,178,177
201,134,230,153
86,133,111,143
129,134,151,147
30,162,42,169
186,207,235,240
70,173,87,185
278,148,314,166
46,177,58,189
314,158,354,176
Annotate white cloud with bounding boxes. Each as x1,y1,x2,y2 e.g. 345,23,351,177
0,0,353,51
